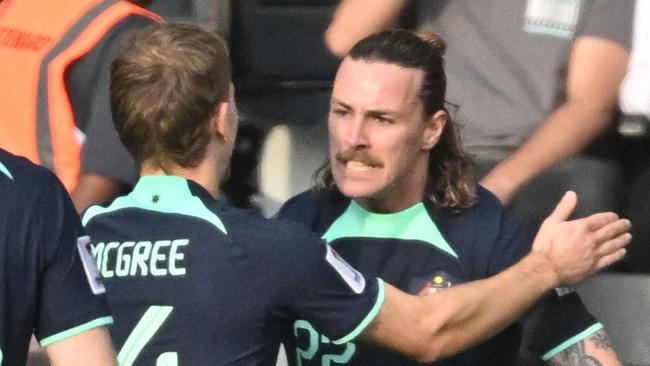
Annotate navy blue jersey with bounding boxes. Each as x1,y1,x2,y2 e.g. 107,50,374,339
82,176,383,366
276,187,601,366
0,149,112,366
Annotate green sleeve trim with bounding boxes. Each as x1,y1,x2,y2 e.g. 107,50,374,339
40,316,114,347
333,278,386,345
541,322,604,361
0,161,13,180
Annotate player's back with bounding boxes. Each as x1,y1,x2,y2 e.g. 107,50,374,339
0,151,49,364
83,175,381,366
82,176,285,365
0,149,111,365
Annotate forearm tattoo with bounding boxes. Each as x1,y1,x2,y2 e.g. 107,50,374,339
589,330,613,350
547,330,613,366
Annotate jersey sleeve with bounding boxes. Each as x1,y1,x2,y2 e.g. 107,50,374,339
267,225,384,344
482,190,533,276
276,190,349,235
577,0,633,49
525,291,601,361
72,15,156,185
34,175,113,346
275,191,320,226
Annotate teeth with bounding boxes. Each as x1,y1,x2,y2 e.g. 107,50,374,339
346,161,371,171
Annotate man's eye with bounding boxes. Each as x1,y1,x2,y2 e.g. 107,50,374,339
332,109,350,117
373,116,392,124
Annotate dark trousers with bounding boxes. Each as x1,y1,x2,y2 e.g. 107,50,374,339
621,164,650,273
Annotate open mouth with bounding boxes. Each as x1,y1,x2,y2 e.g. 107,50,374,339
344,160,374,172
335,150,383,172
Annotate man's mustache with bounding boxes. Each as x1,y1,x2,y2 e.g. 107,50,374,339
335,149,384,168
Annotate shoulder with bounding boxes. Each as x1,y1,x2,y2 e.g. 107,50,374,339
473,185,508,214
470,185,530,243
576,0,633,49
276,189,350,234
81,1,160,59
229,202,324,244
221,201,327,259
427,186,531,276
435,185,510,228
0,150,80,258
423,187,507,249
0,150,66,206
277,190,323,217
75,4,160,74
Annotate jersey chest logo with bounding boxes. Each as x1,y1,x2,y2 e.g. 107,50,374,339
409,271,463,296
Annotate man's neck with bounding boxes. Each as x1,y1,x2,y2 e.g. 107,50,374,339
354,194,424,214
140,163,221,199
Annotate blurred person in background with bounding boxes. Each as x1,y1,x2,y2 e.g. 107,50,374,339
618,0,650,273
0,0,160,212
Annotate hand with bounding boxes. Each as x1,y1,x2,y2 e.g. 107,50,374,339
531,191,631,285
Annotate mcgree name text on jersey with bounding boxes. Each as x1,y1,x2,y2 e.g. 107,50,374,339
92,239,188,278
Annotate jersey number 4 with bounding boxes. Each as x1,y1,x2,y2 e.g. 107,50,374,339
118,305,176,366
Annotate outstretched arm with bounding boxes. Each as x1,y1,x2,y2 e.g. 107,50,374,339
362,192,630,362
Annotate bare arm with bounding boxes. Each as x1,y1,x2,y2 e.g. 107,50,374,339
481,37,630,204
547,330,622,366
45,327,117,366
363,252,559,362
71,173,123,213
361,192,630,362
325,0,406,57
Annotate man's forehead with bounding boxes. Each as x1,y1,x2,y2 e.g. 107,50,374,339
332,58,423,108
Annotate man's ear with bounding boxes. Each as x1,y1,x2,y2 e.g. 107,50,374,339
211,102,231,140
422,110,447,150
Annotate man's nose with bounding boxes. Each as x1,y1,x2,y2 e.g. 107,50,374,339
345,118,369,148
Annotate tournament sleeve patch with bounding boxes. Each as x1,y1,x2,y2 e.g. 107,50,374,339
77,236,106,295
325,245,366,294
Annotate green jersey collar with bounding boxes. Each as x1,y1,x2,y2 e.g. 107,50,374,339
323,200,458,259
83,175,227,234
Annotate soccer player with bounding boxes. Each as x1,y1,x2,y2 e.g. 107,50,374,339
276,30,626,366
82,23,629,365
0,148,116,366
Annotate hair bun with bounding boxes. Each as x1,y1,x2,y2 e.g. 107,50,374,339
415,31,447,55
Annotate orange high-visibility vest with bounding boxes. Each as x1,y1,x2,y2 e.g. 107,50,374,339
0,0,160,191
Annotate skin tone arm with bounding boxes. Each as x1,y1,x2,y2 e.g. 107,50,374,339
45,327,117,366
361,192,631,363
480,37,630,204
71,174,123,213
325,0,406,57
